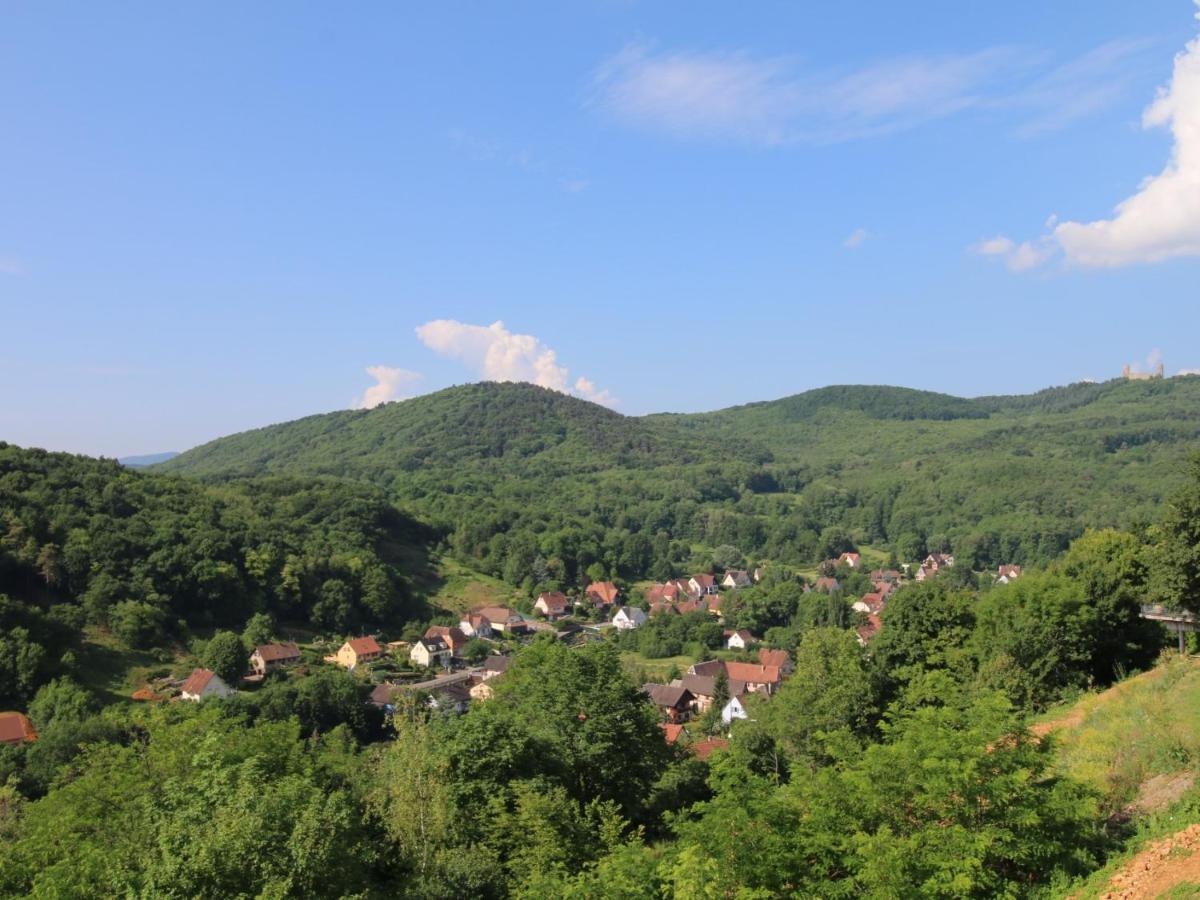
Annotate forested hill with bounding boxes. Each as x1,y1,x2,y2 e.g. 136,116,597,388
158,377,1200,582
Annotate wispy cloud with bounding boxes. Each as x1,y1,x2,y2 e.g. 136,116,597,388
979,4,1200,270
590,37,1148,145
450,130,589,194
0,257,24,275
972,234,1053,272
352,366,423,409
843,228,871,249
415,319,618,408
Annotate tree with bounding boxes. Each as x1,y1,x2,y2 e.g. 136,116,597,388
202,631,246,686
28,679,96,732
108,600,167,650
241,612,275,650
1151,451,1200,613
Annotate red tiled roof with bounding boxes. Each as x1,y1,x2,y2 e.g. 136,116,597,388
724,661,780,684
347,636,382,656
661,723,685,745
425,625,467,649
857,613,883,643
586,582,620,605
757,648,790,668
691,574,716,588
691,737,729,760
180,668,216,696
0,712,37,745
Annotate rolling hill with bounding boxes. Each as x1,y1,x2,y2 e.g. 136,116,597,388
157,377,1200,582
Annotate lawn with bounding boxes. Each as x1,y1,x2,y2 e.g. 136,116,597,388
74,626,190,706
620,651,695,684
418,554,524,618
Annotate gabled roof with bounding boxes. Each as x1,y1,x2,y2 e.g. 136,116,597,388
815,576,840,592
660,723,685,745
586,582,620,605
536,591,569,612
690,574,717,588
856,613,883,644
425,625,467,649
416,636,449,653
0,711,37,745
613,605,646,623
688,659,723,677
476,605,518,623
997,564,1022,578
253,642,301,663
724,661,780,685
346,636,382,656
757,648,791,669
676,599,707,614
463,612,492,629
180,668,216,695
642,683,693,709
482,655,511,674
724,629,755,642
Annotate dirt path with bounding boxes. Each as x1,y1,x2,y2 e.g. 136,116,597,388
1032,663,1182,739
1097,823,1200,899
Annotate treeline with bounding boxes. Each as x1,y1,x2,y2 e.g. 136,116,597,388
0,443,430,707
157,380,1200,592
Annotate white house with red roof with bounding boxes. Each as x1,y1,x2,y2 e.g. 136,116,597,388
179,668,235,702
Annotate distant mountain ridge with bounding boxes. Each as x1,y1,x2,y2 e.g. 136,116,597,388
118,451,179,467
156,377,1200,572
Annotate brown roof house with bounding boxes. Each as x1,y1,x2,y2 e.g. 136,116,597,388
535,591,570,620
996,564,1023,584
724,629,756,650
425,625,468,655
249,642,301,676
0,711,38,745
688,574,719,597
585,581,621,609
642,683,695,723
838,552,862,569
179,668,236,702
856,613,883,646
459,612,494,639
410,636,452,670
335,636,383,670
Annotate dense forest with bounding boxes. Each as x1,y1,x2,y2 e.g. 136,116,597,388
159,378,1200,590
2,454,1199,896
0,443,433,708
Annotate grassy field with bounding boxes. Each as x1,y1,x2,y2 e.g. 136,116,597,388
418,555,524,618
74,627,190,705
620,651,695,684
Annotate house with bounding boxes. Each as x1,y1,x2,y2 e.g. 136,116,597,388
642,683,695,723
814,576,841,593
649,601,679,617
838,552,863,569
585,581,620,608
425,625,468,656
724,661,782,694
687,659,724,677
411,637,452,670
923,553,955,570
535,591,570,620
721,694,750,724
872,580,896,599
691,737,729,760
757,648,793,673
660,722,687,746
179,668,235,702
612,606,648,630
475,606,522,633
688,574,720,596
852,592,886,615
646,582,681,604
721,570,753,590
869,568,903,585
335,636,383,670
856,613,883,646
0,711,37,745
668,577,695,599
481,655,511,680
249,642,301,676
724,629,756,650
705,594,725,617
427,683,471,714
915,564,935,582
676,673,750,713
459,612,494,639
676,599,708,615
996,564,1023,584
369,683,403,711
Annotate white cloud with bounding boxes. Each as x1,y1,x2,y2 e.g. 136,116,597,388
352,366,423,410
982,5,1200,271
415,319,619,408
1179,368,1200,376
843,228,871,249
972,235,1053,271
591,40,1161,145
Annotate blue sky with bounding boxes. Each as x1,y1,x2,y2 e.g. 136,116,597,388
2,1,1199,456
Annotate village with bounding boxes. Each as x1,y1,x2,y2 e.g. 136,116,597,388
0,553,1025,758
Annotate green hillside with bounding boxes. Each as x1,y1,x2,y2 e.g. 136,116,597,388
158,377,1200,587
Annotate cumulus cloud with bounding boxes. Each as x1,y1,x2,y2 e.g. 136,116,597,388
981,4,1200,270
415,319,618,408
843,228,871,249
352,366,423,409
